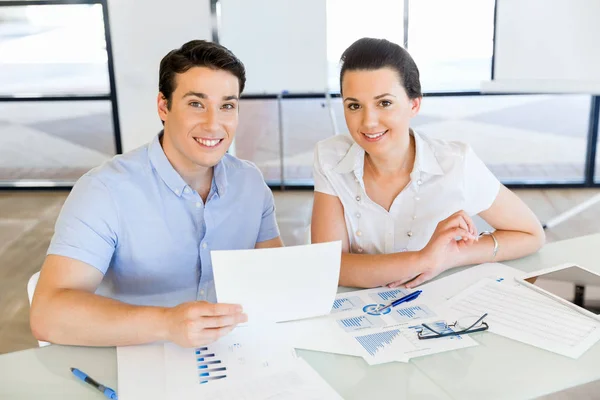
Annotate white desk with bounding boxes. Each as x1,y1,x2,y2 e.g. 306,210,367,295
2,234,600,399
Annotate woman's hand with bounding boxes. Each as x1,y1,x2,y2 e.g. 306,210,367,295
387,210,478,289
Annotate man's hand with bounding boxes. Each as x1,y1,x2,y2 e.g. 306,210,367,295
165,301,248,347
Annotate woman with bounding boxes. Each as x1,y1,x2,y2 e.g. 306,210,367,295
312,38,545,289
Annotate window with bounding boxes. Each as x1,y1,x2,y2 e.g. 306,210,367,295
326,0,404,92
408,0,495,92
0,100,115,182
415,94,590,183
0,1,119,186
0,4,109,96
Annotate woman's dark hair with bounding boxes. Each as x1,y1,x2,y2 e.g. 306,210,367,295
339,38,422,99
159,40,246,109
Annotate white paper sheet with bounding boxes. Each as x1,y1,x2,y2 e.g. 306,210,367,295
416,262,523,306
117,343,165,400
163,324,342,399
350,322,478,365
444,278,600,358
337,287,477,365
188,358,343,400
114,263,521,399
211,241,342,323
281,286,416,359
280,314,363,357
164,324,297,398
283,285,477,364
341,263,522,364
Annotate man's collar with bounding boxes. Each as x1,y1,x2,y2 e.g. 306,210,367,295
148,132,228,197
213,159,228,198
148,133,188,196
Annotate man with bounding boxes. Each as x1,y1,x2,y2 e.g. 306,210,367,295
30,40,283,348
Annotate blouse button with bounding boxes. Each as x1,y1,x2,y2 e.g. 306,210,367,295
401,248,408,252
417,179,422,186
407,231,413,237
356,212,361,218
356,195,361,202
356,230,363,237
357,247,364,253
412,215,417,220
415,196,420,201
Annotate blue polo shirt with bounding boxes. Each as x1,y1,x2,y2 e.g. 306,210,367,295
47,133,280,307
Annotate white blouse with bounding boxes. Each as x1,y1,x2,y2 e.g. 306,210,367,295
313,130,500,255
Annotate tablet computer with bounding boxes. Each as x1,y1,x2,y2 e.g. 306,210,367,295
516,263,600,321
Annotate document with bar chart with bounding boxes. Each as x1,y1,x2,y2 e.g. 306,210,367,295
331,296,365,313
332,287,436,331
368,288,410,303
351,320,478,365
336,314,386,332
163,324,343,399
332,288,412,317
391,304,437,323
193,358,344,400
326,287,479,364
283,286,481,364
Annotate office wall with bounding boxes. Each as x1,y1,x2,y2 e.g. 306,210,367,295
107,0,212,152
485,0,600,93
219,0,328,95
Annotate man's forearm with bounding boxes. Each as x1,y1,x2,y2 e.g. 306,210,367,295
30,289,170,346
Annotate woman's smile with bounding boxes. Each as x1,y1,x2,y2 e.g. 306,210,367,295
361,130,388,142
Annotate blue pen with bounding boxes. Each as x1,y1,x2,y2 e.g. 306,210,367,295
375,290,422,312
71,368,118,399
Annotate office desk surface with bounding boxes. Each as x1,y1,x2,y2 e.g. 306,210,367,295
2,234,600,399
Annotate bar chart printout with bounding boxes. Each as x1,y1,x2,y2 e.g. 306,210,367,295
337,315,385,332
354,329,401,356
391,305,436,323
163,336,345,399
369,288,409,303
165,324,299,391
196,347,227,384
331,296,365,313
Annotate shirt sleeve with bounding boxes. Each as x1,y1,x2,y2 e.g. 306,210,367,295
47,175,119,274
313,145,336,196
256,182,281,243
463,145,501,215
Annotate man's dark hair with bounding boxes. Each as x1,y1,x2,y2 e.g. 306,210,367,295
339,38,422,99
159,40,246,109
